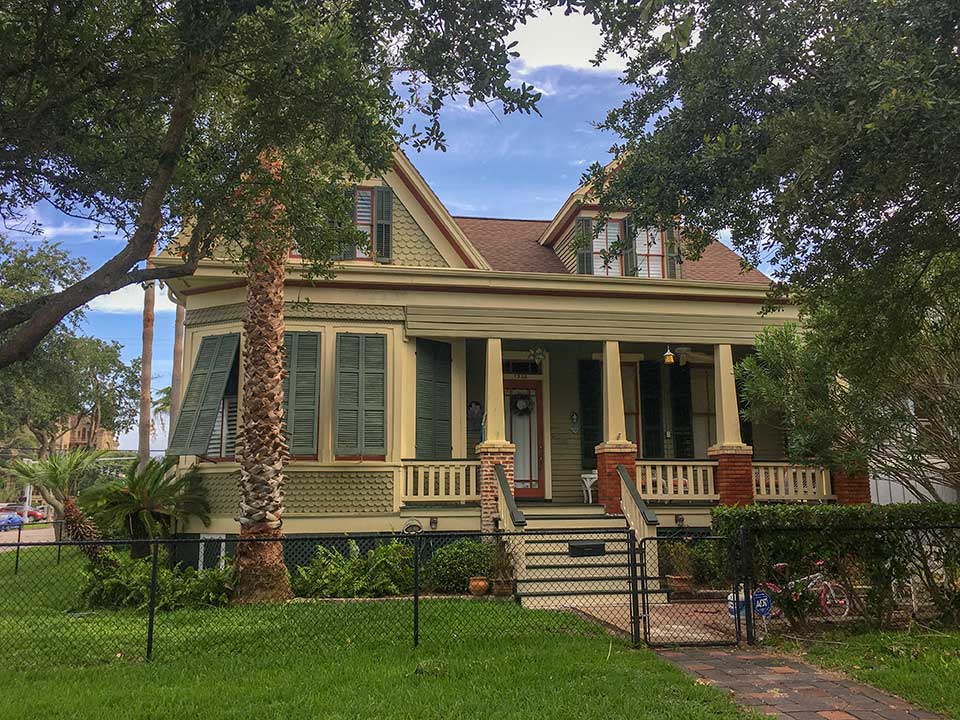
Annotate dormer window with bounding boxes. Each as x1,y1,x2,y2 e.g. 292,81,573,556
574,216,669,279
592,221,624,276
633,227,666,279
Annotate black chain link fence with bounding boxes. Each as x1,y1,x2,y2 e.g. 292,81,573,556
0,528,642,668
738,525,960,642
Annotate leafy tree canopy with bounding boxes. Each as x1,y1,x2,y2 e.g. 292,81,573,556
0,0,575,367
585,0,960,374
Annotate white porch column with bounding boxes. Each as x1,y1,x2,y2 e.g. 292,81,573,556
601,340,628,443
712,343,744,448
482,337,507,444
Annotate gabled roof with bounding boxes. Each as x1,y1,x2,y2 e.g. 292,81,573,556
454,215,769,284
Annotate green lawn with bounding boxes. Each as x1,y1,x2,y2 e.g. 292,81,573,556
774,628,960,717
0,546,747,720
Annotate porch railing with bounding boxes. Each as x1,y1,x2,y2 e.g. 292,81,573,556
401,459,481,504
635,460,719,502
753,462,834,502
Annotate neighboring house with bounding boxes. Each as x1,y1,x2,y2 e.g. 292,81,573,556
53,416,120,452
159,151,871,539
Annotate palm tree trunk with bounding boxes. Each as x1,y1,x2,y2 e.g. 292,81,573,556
233,247,292,603
62,497,114,565
168,302,186,437
138,277,156,469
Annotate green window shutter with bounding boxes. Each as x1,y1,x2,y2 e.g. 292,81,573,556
578,359,602,469
665,226,680,279
362,334,387,455
623,219,638,276
282,332,320,456
639,361,664,458
374,186,393,262
335,333,362,455
670,364,694,458
415,339,452,460
575,218,593,274
168,333,240,456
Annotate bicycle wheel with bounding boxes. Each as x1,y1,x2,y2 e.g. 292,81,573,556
820,582,849,619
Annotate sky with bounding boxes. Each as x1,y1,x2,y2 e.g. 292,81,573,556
12,11,633,453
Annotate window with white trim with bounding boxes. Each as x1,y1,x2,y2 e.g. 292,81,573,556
592,221,623,276
635,228,666,279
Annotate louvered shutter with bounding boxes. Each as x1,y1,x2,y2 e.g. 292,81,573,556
623,218,638,277
415,339,452,460
374,186,393,262
362,334,387,455
168,334,240,456
335,334,362,455
578,359,602,469
282,332,320,456
575,218,593,275
665,226,680,279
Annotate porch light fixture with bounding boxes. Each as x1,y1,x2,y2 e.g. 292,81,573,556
528,346,547,367
663,346,675,365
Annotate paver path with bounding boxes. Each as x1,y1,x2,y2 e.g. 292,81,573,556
659,647,946,720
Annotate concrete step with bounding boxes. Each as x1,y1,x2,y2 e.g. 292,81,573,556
516,503,607,516
522,516,627,531
519,592,632,610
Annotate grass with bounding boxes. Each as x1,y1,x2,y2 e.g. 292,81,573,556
0,545,748,720
773,627,960,717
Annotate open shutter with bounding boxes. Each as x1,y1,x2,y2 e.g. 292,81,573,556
168,333,239,456
578,359,602,469
374,186,393,262
362,334,387,455
665,226,680,279
670,364,694,458
415,339,452,460
575,218,594,275
340,187,357,260
335,334,362,455
623,218,638,277
283,332,320,456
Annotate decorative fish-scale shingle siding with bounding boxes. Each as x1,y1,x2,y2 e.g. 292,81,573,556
391,194,448,267
202,469,394,515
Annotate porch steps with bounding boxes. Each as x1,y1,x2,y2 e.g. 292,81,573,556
512,506,634,609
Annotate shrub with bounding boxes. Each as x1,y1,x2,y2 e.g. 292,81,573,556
80,551,233,611
425,539,493,593
713,503,960,627
293,540,413,598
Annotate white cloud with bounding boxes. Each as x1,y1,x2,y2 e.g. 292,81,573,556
509,11,627,72
88,284,177,314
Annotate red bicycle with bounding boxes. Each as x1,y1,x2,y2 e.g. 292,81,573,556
763,560,850,619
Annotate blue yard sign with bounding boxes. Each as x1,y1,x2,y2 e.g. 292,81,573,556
752,589,772,618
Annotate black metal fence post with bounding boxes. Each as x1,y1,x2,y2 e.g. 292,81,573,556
412,534,421,648
627,529,641,647
14,522,22,575
639,537,651,645
146,540,160,661
738,526,755,644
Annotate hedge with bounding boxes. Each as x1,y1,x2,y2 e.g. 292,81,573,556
713,503,960,629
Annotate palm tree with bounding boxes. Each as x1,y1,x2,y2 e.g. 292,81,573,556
138,274,156,470
8,449,112,564
232,150,293,602
151,385,171,437
82,457,209,558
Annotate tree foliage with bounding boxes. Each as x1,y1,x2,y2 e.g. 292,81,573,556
738,321,960,501
584,0,960,365
0,0,564,366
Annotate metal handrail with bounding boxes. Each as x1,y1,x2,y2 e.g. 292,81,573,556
494,463,526,528
617,463,659,527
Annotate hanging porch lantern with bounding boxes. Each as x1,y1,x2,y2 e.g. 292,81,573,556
663,345,675,365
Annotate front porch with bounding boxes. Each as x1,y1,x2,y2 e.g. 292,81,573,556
401,336,862,527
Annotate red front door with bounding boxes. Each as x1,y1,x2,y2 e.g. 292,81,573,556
504,379,545,499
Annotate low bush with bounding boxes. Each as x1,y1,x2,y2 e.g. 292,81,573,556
714,503,960,628
425,539,493,593
293,540,413,598
81,552,233,611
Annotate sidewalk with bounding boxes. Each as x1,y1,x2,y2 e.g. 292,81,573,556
659,647,945,720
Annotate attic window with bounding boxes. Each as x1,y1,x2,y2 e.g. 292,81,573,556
592,221,623,276
635,228,666,279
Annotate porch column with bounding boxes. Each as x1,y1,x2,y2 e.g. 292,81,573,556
476,338,515,532
707,344,754,505
595,341,637,515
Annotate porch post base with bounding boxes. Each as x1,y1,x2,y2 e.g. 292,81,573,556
594,441,637,515
477,441,516,533
708,443,754,506
832,470,871,505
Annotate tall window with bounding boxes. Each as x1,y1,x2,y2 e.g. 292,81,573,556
635,228,666,279
592,221,623,276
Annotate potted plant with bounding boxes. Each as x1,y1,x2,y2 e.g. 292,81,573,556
489,541,515,597
468,576,490,596
663,540,696,596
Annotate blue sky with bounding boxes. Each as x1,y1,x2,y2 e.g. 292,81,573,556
13,12,631,451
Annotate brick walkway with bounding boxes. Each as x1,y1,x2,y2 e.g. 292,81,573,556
659,647,945,720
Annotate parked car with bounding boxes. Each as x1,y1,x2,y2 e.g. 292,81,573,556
0,504,46,522
0,511,24,532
